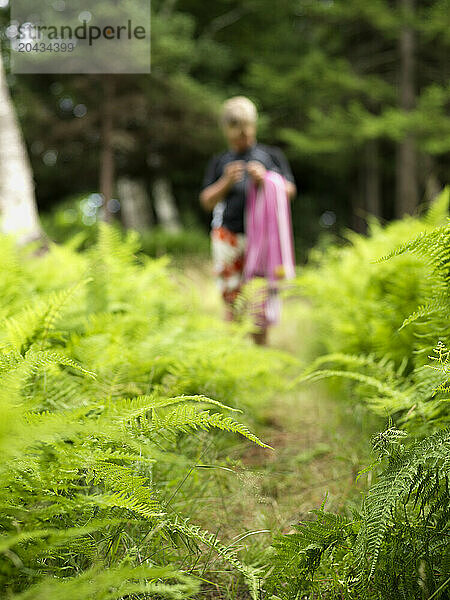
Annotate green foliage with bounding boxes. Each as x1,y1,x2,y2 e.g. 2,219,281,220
0,224,289,598
298,189,449,364
295,188,450,432
41,194,210,259
139,226,209,259
266,194,450,599
355,429,449,587
40,193,101,249
9,565,199,600
265,428,449,600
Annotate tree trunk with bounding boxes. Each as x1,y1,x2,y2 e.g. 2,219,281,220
364,139,382,219
117,177,153,232
0,53,43,244
99,76,115,222
351,162,366,234
422,154,442,204
152,177,181,232
395,0,418,217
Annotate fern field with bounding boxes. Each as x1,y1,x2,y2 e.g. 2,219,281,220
0,225,291,599
1,193,450,600
264,189,450,599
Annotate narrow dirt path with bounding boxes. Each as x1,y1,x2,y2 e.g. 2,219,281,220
173,262,379,593
178,262,378,519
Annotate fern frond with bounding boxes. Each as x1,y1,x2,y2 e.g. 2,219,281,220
295,368,412,413
171,517,260,600
423,187,450,226
106,394,240,424
291,351,385,379
1,348,95,385
0,224,285,597
156,405,270,448
0,518,125,554
89,463,163,518
376,223,449,267
400,291,450,330
371,426,408,457
9,564,198,600
355,428,450,580
2,280,88,353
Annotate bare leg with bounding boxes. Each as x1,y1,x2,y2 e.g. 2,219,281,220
252,328,267,346
223,288,241,323
224,306,234,322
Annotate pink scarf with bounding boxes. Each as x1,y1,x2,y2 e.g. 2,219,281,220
243,170,295,325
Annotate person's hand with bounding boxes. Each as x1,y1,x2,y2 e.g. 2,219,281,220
247,160,266,185
223,161,246,186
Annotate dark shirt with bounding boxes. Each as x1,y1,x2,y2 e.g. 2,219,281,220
201,142,296,233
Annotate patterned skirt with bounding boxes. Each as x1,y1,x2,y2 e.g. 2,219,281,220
210,226,246,306
211,226,279,330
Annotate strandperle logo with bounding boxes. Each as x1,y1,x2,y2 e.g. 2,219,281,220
17,20,148,46
9,0,151,74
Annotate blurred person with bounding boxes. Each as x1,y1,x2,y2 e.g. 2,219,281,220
200,96,296,345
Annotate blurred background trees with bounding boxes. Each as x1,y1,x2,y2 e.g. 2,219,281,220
0,0,448,255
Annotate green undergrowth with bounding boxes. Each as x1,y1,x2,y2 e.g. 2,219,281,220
263,189,450,599
41,194,210,260
0,224,293,599
294,187,450,434
4,189,450,600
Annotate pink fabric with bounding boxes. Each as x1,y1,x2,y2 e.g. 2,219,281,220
243,170,295,325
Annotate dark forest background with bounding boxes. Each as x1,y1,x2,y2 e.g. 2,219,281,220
1,0,449,256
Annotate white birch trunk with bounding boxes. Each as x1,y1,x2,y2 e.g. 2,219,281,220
0,54,42,243
117,176,153,232
152,177,181,232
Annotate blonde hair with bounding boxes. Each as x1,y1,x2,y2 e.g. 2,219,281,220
220,96,258,128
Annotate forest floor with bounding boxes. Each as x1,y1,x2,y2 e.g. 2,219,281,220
171,260,381,598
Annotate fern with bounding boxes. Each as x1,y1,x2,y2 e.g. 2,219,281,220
154,404,270,447
170,517,261,600
355,429,450,580
0,225,288,598
294,208,450,430
265,506,355,599
8,564,199,600
271,198,450,599
265,429,449,599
